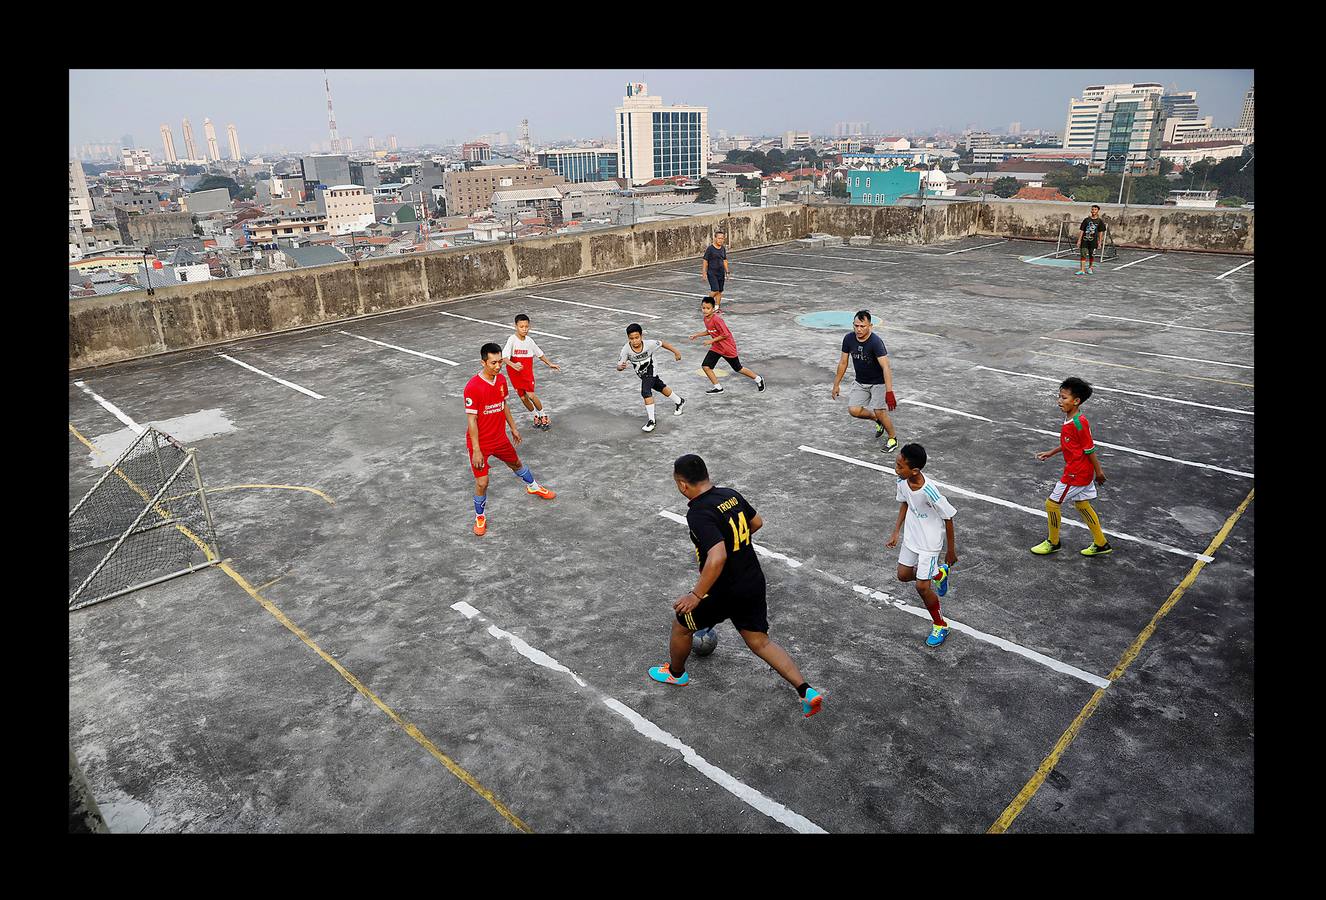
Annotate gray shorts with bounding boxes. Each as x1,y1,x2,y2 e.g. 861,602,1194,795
847,382,889,410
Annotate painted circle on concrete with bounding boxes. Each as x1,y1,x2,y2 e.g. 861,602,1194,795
797,310,857,329
1020,255,1081,268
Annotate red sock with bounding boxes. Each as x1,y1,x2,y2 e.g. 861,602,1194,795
924,597,946,627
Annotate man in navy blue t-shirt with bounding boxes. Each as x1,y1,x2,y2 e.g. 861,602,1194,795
830,309,899,452
701,231,729,308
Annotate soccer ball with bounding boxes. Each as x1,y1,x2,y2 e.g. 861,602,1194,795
693,627,718,657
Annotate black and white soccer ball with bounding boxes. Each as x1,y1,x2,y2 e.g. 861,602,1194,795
693,627,719,657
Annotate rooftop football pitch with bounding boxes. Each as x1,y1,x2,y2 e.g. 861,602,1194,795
69,235,1254,833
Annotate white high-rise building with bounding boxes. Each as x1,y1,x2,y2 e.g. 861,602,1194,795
783,131,812,150
616,82,708,185
121,148,154,171
204,118,221,161
1163,116,1214,144
1240,83,1254,129
182,118,198,161
160,124,178,163
1063,82,1164,151
69,160,93,227
227,123,241,161
388,135,398,150
367,135,376,150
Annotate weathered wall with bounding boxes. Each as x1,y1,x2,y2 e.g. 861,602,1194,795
71,207,804,370
972,200,1255,253
70,201,1254,370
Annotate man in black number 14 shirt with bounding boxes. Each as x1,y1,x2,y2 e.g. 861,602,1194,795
648,453,824,717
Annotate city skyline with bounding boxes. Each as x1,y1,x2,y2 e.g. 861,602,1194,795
70,69,1253,156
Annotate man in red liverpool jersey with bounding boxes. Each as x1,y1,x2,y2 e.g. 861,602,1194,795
465,342,555,536
1031,376,1111,557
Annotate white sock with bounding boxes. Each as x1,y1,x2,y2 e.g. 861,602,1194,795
646,405,656,422
539,403,550,415
672,393,683,406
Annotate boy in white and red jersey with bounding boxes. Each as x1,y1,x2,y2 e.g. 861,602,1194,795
502,314,560,430
1031,376,1111,557
688,297,765,394
465,342,555,536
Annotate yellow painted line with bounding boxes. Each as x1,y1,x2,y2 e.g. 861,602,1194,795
988,488,1254,834
217,561,533,833
69,423,216,561
1031,351,1254,388
165,484,336,506
71,421,529,831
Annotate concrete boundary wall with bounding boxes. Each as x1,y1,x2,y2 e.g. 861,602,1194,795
70,206,807,370
69,200,1252,370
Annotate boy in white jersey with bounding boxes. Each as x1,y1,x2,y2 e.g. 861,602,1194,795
885,442,959,646
616,323,685,432
502,314,560,430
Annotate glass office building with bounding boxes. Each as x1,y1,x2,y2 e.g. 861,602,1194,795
537,149,619,183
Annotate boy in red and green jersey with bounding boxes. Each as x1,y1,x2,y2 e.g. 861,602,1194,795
1031,376,1111,557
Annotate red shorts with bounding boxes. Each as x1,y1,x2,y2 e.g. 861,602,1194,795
467,434,519,478
508,367,535,394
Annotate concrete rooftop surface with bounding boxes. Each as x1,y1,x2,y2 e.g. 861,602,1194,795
69,235,1254,833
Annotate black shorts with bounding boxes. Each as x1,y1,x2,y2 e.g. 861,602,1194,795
702,350,742,371
1079,243,1097,261
640,374,667,398
707,272,726,292
675,572,769,634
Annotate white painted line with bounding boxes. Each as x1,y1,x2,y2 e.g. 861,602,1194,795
449,600,825,834
897,399,1253,479
897,398,993,423
736,261,853,275
944,240,1006,255
73,380,145,434
215,353,325,399
1112,253,1161,270
661,269,797,286
796,445,1215,563
338,331,459,366
657,511,1109,688
848,587,1110,690
599,282,721,300
833,245,945,256
763,251,899,265
1024,249,1061,262
1086,314,1253,337
1215,259,1254,280
523,293,660,319
657,510,802,568
974,366,1254,417
1045,338,1252,371
436,310,569,340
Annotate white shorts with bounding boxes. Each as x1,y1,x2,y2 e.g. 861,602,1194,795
847,382,889,410
898,544,943,580
1049,480,1098,504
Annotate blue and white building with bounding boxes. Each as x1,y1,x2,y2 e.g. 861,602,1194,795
537,148,619,183
615,82,708,186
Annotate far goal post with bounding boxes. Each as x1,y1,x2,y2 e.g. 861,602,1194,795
1050,220,1118,261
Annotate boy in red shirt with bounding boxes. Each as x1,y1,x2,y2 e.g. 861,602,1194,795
1031,376,1111,557
502,314,560,430
688,297,765,394
465,342,555,536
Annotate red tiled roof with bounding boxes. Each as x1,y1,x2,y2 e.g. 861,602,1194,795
1014,186,1070,202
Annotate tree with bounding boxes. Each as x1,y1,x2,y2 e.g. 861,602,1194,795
1158,158,1175,176
696,178,718,203
191,175,243,199
735,175,756,189
830,180,849,199
1125,175,1172,206
992,177,1021,198
1217,196,1246,207
767,148,786,169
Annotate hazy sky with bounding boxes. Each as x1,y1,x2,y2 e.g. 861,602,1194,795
70,69,1254,154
